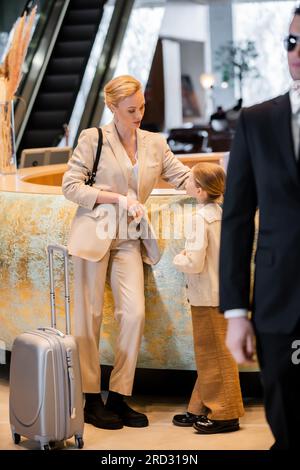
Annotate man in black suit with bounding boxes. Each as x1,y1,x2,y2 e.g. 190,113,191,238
219,6,300,450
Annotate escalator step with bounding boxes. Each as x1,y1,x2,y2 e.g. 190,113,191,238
42,74,81,92
19,0,105,152
47,57,86,74
65,9,102,25
71,0,105,9
35,92,75,111
29,110,69,129
59,24,98,41
55,40,91,57
22,130,63,148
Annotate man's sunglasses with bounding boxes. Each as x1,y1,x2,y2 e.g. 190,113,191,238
284,34,300,52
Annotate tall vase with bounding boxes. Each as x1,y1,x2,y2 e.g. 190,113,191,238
0,100,17,175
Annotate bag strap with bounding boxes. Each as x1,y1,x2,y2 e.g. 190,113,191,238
85,127,103,186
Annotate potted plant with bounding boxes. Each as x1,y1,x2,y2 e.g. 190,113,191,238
215,40,260,101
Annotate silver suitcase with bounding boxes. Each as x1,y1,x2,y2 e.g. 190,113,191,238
9,244,84,450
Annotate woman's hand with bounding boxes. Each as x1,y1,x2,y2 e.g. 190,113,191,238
118,195,145,220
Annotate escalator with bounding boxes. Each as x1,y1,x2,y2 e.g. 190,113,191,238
17,0,106,153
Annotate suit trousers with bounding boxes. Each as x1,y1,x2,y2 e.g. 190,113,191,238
73,238,145,395
188,306,244,420
255,325,300,450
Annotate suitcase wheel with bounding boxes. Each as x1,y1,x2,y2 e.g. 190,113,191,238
13,433,21,445
75,436,84,449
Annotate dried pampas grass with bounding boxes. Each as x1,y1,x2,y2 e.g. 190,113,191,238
0,7,36,174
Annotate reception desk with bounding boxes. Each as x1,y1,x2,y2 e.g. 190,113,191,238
0,154,256,372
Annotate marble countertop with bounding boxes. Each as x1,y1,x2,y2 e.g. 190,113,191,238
0,164,66,195
0,153,224,196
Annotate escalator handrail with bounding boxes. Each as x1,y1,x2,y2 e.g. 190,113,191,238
15,0,71,150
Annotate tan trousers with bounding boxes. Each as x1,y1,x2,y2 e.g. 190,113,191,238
188,306,245,420
73,238,145,395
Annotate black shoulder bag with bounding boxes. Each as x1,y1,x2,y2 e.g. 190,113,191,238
84,127,103,186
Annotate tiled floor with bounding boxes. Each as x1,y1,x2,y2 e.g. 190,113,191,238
0,374,274,451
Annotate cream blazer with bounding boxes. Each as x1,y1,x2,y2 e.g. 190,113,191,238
62,122,190,264
173,203,222,306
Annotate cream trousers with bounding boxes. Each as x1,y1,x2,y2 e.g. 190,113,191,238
73,238,145,395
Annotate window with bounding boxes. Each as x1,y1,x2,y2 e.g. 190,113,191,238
233,1,298,105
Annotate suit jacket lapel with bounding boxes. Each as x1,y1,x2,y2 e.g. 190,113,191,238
103,121,128,181
104,123,149,202
137,129,147,202
272,92,299,186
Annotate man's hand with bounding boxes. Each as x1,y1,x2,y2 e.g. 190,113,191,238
226,317,256,364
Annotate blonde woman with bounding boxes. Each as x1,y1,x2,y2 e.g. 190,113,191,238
62,75,190,430
172,163,244,434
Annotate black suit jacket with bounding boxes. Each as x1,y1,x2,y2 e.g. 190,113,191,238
219,92,300,334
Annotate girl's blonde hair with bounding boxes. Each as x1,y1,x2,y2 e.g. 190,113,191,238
192,162,226,203
103,75,142,110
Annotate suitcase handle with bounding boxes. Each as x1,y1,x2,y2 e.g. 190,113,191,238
47,244,71,335
66,348,76,419
37,327,65,338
